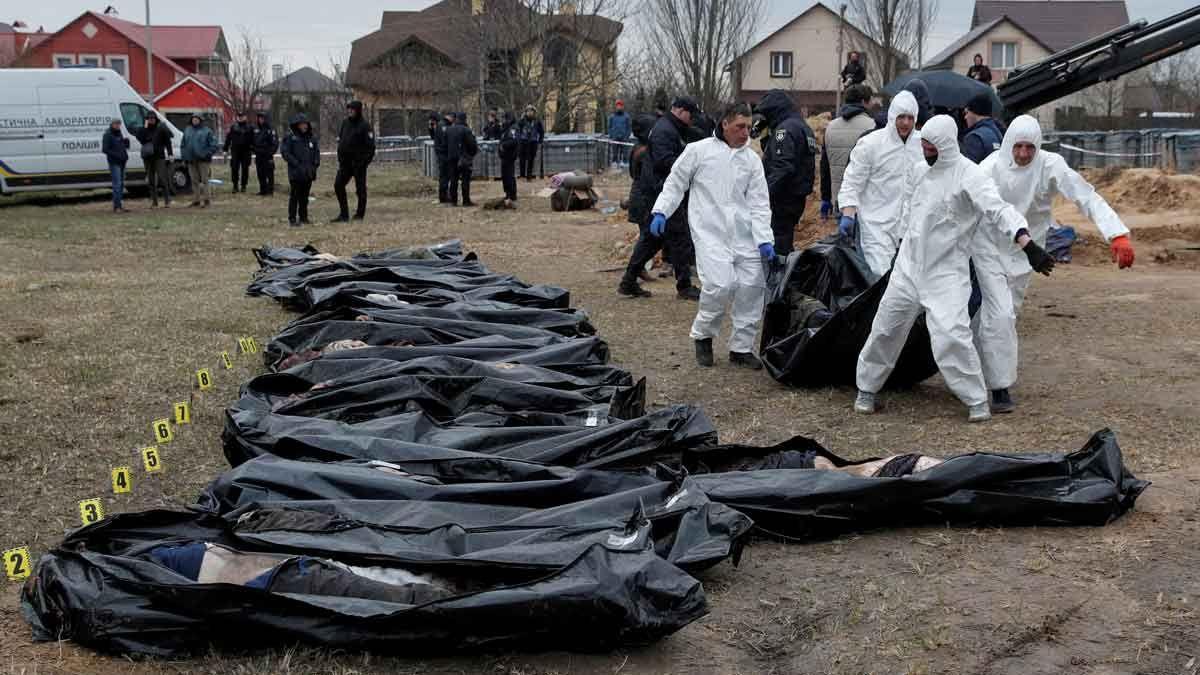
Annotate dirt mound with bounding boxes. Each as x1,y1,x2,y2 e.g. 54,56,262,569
807,112,833,147
1083,168,1200,213
1070,223,1200,269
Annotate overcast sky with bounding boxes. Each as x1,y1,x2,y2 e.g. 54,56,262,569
12,0,1197,76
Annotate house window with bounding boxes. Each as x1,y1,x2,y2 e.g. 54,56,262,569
106,55,129,79
53,54,76,68
990,42,1017,69
770,51,793,78
79,54,102,68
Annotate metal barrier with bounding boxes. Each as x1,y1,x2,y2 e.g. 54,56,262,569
421,134,629,178
1044,128,1200,171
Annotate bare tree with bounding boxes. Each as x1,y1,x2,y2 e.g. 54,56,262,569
847,0,937,87
1149,50,1200,111
641,0,765,114
210,29,270,117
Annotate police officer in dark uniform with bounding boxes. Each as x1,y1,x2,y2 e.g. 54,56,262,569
331,100,377,222
434,111,454,204
251,111,279,196
757,89,818,256
444,112,478,207
222,111,255,193
617,96,701,300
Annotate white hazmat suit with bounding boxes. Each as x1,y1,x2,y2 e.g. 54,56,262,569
856,115,1030,407
972,115,1129,389
837,91,925,277
652,136,774,354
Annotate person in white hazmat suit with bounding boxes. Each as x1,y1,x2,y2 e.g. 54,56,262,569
649,102,776,369
836,90,925,278
972,114,1135,413
854,115,1057,422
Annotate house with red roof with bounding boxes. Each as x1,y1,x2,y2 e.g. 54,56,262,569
11,10,236,129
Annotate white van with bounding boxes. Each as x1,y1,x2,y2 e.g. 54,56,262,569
0,67,189,195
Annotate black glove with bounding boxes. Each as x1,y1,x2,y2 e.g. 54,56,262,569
1023,240,1055,276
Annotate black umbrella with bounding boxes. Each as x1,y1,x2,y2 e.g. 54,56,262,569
882,69,1004,113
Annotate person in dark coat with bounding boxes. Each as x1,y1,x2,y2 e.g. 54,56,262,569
967,54,993,84
617,96,700,300
498,111,519,204
757,89,818,256
841,51,867,87
251,111,279,196
223,111,254,193
280,113,320,226
961,93,1004,163
445,112,478,207
331,100,376,222
102,118,130,212
434,111,454,203
875,78,933,130
136,114,174,207
516,105,545,180
483,109,502,141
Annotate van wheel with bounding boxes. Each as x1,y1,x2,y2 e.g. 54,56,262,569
172,164,193,194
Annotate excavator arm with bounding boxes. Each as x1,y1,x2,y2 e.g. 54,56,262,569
998,5,1200,118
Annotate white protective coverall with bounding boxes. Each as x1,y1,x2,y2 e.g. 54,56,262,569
856,115,1030,406
972,114,1129,389
837,91,925,278
652,136,774,353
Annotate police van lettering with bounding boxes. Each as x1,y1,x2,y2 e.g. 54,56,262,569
61,140,100,152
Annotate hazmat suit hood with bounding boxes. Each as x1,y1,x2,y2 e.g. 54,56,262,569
998,114,1043,171
886,91,919,143
757,90,795,128
903,79,932,127
922,115,961,171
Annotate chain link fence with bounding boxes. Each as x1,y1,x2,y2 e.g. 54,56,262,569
1044,129,1200,172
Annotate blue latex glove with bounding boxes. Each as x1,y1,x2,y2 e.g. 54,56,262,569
649,213,667,237
838,215,856,238
758,242,775,260
820,200,833,220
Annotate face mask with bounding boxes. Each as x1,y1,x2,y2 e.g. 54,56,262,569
925,153,938,167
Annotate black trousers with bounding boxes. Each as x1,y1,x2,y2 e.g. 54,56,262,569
437,156,450,202
519,143,538,178
770,199,806,256
621,213,693,291
230,149,251,189
288,179,311,221
501,157,517,200
334,162,368,218
254,154,275,194
450,165,472,205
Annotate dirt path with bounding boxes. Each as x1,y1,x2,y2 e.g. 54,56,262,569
1,167,1197,674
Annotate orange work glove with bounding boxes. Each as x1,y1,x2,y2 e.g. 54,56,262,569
1110,235,1134,269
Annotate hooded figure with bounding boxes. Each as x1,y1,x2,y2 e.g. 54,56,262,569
223,111,255,192
650,103,774,368
624,113,658,225
854,115,1053,423
280,113,320,225
445,111,478,206
837,90,924,277
331,99,376,222
251,111,279,196
971,115,1133,411
820,84,876,217
180,113,218,207
877,79,932,130
757,89,817,256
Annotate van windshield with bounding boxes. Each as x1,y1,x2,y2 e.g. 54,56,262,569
120,103,151,130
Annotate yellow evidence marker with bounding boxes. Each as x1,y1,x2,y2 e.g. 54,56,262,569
78,498,104,525
112,466,133,494
3,547,32,581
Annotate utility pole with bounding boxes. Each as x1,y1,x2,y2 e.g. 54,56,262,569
475,0,485,130
144,0,154,100
916,0,924,70
837,4,846,105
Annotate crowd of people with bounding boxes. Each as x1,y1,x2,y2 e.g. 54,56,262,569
616,63,1136,422
101,102,377,226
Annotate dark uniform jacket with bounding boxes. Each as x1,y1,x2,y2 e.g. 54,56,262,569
102,127,129,165
483,119,502,141
499,120,519,161
252,123,279,156
280,114,320,182
223,121,254,153
434,120,451,158
758,90,818,216
841,61,866,86
961,117,1005,164
136,123,173,159
517,117,544,144
445,122,478,168
336,116,376,169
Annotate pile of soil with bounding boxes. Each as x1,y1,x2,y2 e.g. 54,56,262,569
1083,168,1200,213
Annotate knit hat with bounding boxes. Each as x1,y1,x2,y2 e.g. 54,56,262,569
966,93,993,116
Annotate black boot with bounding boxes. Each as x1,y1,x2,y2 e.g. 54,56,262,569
991,388,1015,414
676,286,700,301
695,339,714,367
617,282,652,298
729,351,763,370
